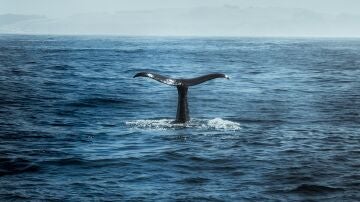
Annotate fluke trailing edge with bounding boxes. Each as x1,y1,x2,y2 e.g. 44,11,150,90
134,72,229,123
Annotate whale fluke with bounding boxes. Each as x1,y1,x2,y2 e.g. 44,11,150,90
134,72,229,123
134,72,229,86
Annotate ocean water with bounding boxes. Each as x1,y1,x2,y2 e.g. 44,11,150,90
0,34,359,201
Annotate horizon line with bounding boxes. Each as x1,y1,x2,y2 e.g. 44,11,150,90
1,32,360,39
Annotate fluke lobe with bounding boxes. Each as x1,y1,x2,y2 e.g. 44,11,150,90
134,72,229,123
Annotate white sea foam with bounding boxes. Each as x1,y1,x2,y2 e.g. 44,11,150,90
125,118,241,131
203,118,241,130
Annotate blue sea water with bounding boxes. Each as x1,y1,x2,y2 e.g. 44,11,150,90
0,34,359,201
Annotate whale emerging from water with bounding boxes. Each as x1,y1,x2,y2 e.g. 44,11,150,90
134,72,229,123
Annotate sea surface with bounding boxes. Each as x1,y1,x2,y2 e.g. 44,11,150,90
0,34,359,201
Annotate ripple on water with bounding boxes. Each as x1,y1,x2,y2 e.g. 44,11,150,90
289,184,345,194
0,157,40,176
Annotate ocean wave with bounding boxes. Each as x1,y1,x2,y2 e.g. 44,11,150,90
290,184,345,194
125,118,241,131
0,157,40,176
66,97,130,108
42,48,145,53
42,157,130,168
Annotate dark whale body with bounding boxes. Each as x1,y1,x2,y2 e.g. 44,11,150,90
134,72,229,123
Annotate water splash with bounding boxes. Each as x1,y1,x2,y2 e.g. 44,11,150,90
125,118,241,131
204,118,241,130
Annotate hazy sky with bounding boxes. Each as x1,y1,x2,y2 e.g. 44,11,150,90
1,0,360,36
2,0,360,17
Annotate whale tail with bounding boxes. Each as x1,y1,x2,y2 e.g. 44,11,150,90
133,72,229,87
134,72,229,123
